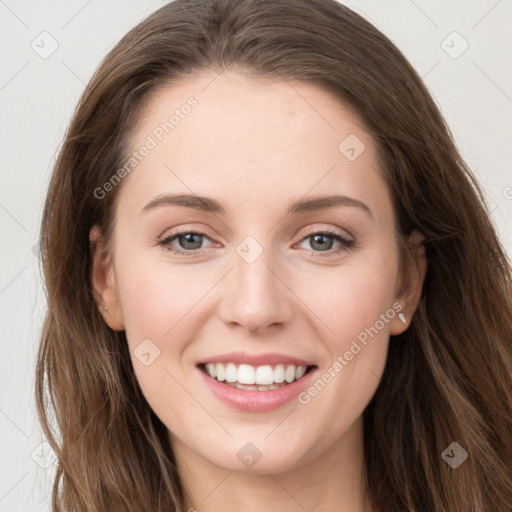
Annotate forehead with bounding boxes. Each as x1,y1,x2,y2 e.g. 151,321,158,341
134,70,370,154
118,70,392,223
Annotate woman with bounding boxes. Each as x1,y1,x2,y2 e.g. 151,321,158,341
36,0,512,511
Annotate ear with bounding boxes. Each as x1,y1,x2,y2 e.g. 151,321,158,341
389,229,427,335
89,224,125,331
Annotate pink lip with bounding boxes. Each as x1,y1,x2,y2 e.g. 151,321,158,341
196,351,315,367
197,365,318,413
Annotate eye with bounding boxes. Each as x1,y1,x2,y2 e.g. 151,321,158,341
158,229,215,255
296,228,354,256
157,227,355,257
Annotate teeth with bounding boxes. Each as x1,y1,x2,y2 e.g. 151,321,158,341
238,364,255,384
216,363,226,382
204,363,310,386
256,365,274,385
225,363,237,382
205,363,216,378
285,365,295,383
295,365,307,380
274,364,285,383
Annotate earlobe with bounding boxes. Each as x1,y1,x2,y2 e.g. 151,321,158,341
390,229,427,335
89,225,125,331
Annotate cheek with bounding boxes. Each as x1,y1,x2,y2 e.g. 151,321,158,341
290,264,396,451
113,256,210,420
115,252,210,342
298,253,399,347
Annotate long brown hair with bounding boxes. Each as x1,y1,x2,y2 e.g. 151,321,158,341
36,1,512,510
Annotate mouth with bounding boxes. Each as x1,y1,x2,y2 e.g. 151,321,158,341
195,351,319,412
197,362,317,391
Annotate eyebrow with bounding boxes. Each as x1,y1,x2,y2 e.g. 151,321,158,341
141,193,373,219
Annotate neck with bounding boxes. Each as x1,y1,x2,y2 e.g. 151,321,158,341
171,415,373,512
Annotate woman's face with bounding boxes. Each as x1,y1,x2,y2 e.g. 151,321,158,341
92,70,423,474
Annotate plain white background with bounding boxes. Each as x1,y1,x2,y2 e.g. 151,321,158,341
1,0,511,510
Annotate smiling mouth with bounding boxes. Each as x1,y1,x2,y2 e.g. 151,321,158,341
198,362,317,391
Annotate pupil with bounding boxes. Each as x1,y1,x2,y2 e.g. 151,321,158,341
180,233,202,250
311,234,332,251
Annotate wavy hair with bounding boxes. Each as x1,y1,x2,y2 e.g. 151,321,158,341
36,0,512,510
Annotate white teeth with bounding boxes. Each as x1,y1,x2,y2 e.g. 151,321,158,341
238,364,255,384
295,365,307,380
285,365,296,383
205,363,216,378
203,362,310,386
274,364,285,383
225,362,237,382
255,365,274,385
215,363,226,382
230,382,281,391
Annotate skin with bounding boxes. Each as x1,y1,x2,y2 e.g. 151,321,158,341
91,70,426,512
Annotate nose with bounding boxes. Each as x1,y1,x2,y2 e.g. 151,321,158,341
217,250,294,333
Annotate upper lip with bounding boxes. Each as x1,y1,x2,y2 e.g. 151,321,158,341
196,351,316,367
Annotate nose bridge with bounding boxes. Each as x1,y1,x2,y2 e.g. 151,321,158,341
219,235,293,332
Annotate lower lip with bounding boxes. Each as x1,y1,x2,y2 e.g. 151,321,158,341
197,366,317,413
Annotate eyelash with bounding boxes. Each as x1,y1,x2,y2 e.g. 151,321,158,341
157,227,354,257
